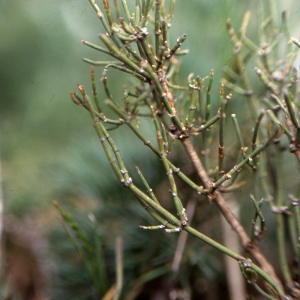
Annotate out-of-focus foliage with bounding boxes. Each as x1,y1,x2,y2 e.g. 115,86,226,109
2,0,300,299
1,0,299,213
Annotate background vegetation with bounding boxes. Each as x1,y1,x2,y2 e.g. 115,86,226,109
2,0,300,299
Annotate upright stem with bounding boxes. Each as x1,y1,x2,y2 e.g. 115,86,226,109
113,236,123,300
275,146,293,286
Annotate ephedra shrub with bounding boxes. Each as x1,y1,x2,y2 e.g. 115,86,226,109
57,0,300,299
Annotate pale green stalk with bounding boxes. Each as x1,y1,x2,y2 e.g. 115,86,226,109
274,148,293,285
155,0,162,56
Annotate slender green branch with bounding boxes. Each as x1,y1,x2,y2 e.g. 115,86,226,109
154,0,162,56
250,195,266,245
213,135,274,189
184,226,285,297
135,166,159,204
274,147,293,285
218,85,225,175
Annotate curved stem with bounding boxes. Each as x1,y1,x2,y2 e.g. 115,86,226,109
184,225,285,298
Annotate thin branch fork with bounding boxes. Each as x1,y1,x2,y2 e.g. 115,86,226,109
180,137,283,289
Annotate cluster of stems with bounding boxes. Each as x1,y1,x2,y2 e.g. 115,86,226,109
69,0,300,299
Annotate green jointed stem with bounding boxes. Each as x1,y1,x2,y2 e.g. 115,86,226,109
292,198,300,277
106,97,204,195
205,69,214,121
103,62,147,82
133,190,177,230
287,212,298,260
124,44,143,61
138,37,157,67
116,33,136,42
292,37,300,49
121,0,132,23
226,18,257,119
161,20,169,49
88,0,103,15
100,34,151,80
254,67,278,94
274,148,293,285
184,226,285,297
160,123,169,152
174,49,189,56
252,282,276,300
137,40,147,60
184,226,241,260
213,135,274,190
90,66,103,113
77,88,124,179
266,109,293,139
194,115,220,132
119,175,284,296
150,105,186,224
284,92,300,129
141,61,185,132
239,10,251,38
127,178,284,297
100,127,132,186
270,93,290,118
221,78,253,96
187,89,197,126
118,18,135,35
83,58,123,66
231,114,252,167
155,0,162,56
243,36,261,53
71,91,124,125
135,166,159,204
88,108,125,182
89,0,112,36
218,86,225,174
231,114,244,150
250,195,266,244
102,73,117,107
129,183,182,226
135,1,141,25
168,34,187,58
136,196,178,231
252,110,265,147
103,0,114,26
82,40,111,55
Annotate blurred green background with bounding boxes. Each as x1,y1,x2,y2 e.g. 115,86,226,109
1,0,300,299
2,0,299,214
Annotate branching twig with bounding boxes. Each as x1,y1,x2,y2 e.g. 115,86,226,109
180,137,282,288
